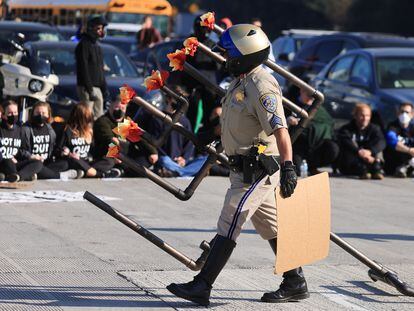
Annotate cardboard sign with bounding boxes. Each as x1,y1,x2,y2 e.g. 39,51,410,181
274,172,331,274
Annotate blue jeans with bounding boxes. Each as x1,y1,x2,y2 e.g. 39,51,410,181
158,155,207,177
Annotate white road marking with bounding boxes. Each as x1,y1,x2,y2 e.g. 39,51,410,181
321,291,371,311
0,190,119,204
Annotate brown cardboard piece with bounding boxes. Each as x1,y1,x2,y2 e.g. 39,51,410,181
274,172,331,274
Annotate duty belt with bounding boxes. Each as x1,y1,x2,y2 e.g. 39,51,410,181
228,154,280,184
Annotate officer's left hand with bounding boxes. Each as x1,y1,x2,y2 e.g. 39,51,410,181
280,161,297,198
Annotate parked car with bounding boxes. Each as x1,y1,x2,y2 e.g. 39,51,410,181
0,21,64,56
272,29,336,67
129,39,183,83
55,25,78,41
289,32,414,84
272,29,336,89
24,41,161,119
312,48,414,127
102,36,137,56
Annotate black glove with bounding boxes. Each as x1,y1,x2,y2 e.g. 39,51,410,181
280,161,297,198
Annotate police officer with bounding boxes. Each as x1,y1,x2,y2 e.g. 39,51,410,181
167,24,308,306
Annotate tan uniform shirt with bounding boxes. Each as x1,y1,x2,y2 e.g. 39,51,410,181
221,66,287,156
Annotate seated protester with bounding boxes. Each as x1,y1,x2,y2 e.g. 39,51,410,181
93,98,158,177
148,85,207,177
337,103,386,179
384,102,414,177
196,106,229,176
288,89,339,175
26,101,79,180
0,100,42,182
58,102,120,178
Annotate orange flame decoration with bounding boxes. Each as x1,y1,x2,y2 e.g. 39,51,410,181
167,49,186,71
112,117,144,143
143,70,169,91
107,143,120,158
119,84,136,105
200,12,215,30
183,37,199,56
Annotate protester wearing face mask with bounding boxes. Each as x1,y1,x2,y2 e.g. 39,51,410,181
75,14,108,119
25,102,80,180
93,98,158,176
384,102,414,177
0,100,42,182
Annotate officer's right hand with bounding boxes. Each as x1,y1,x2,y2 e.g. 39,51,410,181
280,161,297,198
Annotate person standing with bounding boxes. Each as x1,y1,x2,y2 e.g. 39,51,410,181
167,24,307,306
136,15,162,50
75,14,108,119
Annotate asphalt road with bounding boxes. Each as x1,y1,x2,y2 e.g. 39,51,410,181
0,176,413,310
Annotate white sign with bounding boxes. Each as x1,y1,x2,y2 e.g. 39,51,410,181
0,191,119,204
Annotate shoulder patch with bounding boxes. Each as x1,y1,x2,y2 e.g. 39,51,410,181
259,93,277,113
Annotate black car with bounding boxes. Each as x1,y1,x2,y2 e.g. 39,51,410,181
272,29,335,90
289,32,414,83
0,21,64,56
55,25,78,41
129,39,183,78
24,41,162,118
312,48,414,127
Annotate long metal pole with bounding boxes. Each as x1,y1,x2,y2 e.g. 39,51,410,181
83,191,210,271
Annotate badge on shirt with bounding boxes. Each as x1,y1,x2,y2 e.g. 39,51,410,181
235,91,245,102
259,93,277,113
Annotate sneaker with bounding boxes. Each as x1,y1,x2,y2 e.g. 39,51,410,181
394,165,407,178
6,173,20,183
372,172,384,180
27,174,37,181
76,170,85,179
0,173,5,182
60,169,78,180
359,172,371,180
102,168,122,178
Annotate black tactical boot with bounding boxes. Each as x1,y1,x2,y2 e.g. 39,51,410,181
261,267,309,302
167,235,236,306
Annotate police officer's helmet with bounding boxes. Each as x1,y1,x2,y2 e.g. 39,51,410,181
87,14,108,30
218,24,270,76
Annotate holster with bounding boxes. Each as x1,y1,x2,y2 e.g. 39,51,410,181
228,152,279,184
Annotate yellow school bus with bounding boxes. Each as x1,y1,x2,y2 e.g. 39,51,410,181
6,0,173,36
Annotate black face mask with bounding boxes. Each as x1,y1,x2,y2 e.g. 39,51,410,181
32,114,47,125
112,109,124,120
7,115,18,125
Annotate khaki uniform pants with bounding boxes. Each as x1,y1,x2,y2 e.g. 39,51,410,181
217,170,279,241
77,86,104,119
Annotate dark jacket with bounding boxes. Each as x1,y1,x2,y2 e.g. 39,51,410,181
337,120,386,155
148,113,194,162
75,33,106,94
25,123,57,160
0,122,31,160
93,112,158,158
385,119,414,149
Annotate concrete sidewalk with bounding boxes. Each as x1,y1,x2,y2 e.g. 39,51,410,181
0,176,413,310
